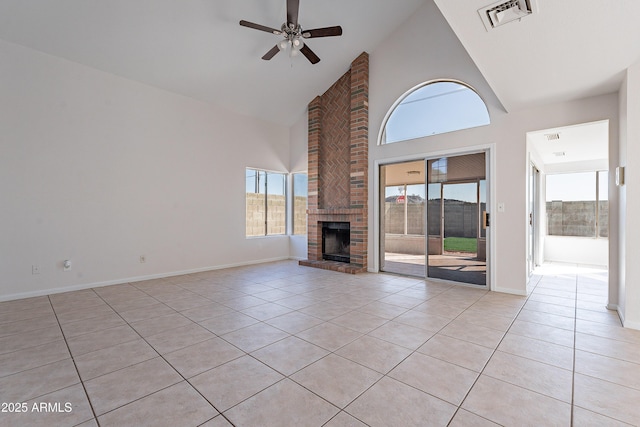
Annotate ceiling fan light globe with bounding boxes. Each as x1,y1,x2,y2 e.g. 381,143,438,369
277,39,290,51
292,37,304,49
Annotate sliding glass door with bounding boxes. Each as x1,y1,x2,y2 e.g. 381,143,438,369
427,181,486,285
380,152,488,286
380,160,427,277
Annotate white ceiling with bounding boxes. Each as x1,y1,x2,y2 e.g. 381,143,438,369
528,120,608,167
384,161,426,186
1,0,639,126
434,0,640,113
0,0,425,126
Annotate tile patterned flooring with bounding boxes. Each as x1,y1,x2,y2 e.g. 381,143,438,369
1,261,639,426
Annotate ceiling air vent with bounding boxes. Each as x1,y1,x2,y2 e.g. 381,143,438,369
478,0,534,31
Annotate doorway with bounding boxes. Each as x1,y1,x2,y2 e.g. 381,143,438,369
526,120,609,270
380,151,489,287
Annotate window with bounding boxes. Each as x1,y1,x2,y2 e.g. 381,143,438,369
245,168,287,237
382,81,490,144
292,173,308,235
545,171,608,237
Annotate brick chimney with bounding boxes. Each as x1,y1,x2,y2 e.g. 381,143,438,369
299,52,369,274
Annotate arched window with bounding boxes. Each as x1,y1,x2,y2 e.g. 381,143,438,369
381,80,490,144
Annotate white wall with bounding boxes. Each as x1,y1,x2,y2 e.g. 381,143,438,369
544,237,608,267
617,62,640,329
0,39,291,301
367,0,619,296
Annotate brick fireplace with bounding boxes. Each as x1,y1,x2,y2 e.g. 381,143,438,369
299,52,368,274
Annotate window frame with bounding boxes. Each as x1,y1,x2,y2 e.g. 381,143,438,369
378,79,490,145
245,167,288,238
291,172,308,236
545,170,609,239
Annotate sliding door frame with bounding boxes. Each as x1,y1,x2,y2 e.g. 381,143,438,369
373,143,496,291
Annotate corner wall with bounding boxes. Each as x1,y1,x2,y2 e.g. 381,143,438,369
617,62,640,329
0,39,290,301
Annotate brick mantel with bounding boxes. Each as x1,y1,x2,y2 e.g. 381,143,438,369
300,52,369,274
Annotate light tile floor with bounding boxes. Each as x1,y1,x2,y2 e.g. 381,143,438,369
1,261,638,426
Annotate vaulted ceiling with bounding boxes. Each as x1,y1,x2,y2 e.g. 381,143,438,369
434,0,640,113
1,0,639,126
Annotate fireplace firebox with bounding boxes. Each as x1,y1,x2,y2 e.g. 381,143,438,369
322,222,350,263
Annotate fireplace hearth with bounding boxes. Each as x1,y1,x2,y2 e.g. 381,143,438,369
322,222,350,263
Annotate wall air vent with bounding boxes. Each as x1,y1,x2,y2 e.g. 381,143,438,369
478,0,534,31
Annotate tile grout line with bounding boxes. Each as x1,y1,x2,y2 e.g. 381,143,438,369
446,272,548,425
205,276,434,426
101,274,361,424
87,284,239,427
47,294,100,426
310,281,498,425
281,281,504,426
570,268,579,427
124,272,346,424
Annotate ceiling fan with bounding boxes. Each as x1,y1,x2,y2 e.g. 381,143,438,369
239,0,342,64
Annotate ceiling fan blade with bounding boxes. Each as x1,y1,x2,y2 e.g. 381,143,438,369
262,45,280,60
287,0,300,26
239,20,281,35
300,44,320,64
302,26,343,38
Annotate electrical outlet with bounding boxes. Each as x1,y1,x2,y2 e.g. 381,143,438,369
139,255,146,263
32,265,40,275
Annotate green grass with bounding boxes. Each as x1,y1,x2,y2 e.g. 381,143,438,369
443,237,477,253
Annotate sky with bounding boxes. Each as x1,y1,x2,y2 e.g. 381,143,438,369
546,172,607,202
245,169,286,195
384,82,490,143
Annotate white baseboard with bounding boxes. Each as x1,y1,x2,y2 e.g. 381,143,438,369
619,309,640,330
493,286,528,297
0,256,291,302
623,319,640,330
